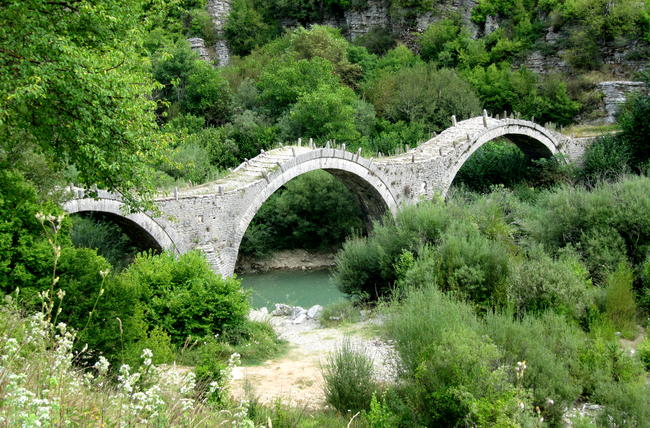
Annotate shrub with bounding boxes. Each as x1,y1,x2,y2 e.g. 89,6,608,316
71,216,138,270
319,300,362,327
434,222,511,309
603,263,637,336
637,337,650,370
618,83,650,169
322,337,377,413
640,253,650,313
453,140,530,193
224,0,276,56
507,246,595,321
482,311,585,424
278,85,365,144
382,284,535,427
579,135,631,184
118,251,249,346
354,26,396,55
364,64,481,132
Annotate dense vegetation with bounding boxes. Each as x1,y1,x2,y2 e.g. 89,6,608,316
1,0,649,426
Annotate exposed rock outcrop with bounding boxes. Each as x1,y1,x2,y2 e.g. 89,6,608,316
598,81,647,124
207,0,231,66
187,37,211,62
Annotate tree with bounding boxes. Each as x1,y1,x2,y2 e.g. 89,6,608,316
365,64,481,131
225,0,277,56
0,0,170,208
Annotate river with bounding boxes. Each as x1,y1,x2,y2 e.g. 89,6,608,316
240,269,347,311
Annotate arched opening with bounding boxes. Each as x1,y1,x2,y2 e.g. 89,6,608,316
449,127,560,193
70,211,164,269
235,167,392,309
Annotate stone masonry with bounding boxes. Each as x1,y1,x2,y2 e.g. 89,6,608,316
63,116,590,277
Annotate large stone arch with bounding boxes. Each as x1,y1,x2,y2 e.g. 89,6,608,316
63,198,179,253
229,152,399,272
444,119,561,193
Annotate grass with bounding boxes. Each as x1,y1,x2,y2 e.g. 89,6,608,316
562,123,620,137
319,300,364,328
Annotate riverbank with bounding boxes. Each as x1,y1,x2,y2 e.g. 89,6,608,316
236,249,336,274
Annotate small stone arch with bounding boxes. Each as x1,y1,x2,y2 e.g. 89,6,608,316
445,120,562,193
63,198,179,253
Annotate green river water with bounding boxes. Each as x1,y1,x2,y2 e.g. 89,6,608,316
240,269,347,311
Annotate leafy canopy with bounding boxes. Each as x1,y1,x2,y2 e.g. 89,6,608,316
0,0,171,208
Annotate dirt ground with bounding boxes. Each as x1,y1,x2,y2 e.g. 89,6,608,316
229,317,397,410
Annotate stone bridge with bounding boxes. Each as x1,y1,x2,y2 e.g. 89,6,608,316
63,115,590,277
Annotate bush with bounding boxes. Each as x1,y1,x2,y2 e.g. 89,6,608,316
382,284,535,427
637,337,650,370
71,216,138,270
117,251,249,346
618,83,650,169
579,135,631,184
603,263,637,336
364,64,481,132
224,0,276,56
508,246,595,321
454,140,530,193
354,26,396,55
322,337,377,413
482,311,585,424
319,300,362,327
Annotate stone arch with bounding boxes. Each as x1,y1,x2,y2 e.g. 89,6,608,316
445,120,561,193
229,153,399,272
63,198,179,253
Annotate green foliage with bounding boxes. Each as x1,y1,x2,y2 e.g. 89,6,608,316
638,337,650,370
579,135,631,183
225,0,276,56
520,176,650,275
257,57,340,117
466,65,581,125
322,337,377,413
419,18,489,69
365,64,481,131
354,26,397,55
240,170,365,258
71,216,138,271
603,263,638,335
319,300,363,327
454,140,530,192
383,285,535,427
434,223,511,309
508,246,595,321
278,85,368,144
366,392,399,428
186,8,218,45
0,0,168,207
117,251,249,345
618,84,650,170
153,41,233,126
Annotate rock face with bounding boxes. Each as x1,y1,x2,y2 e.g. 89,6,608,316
598,81,647,124
207,0,231,66
187,37,211,62
343,1,390,40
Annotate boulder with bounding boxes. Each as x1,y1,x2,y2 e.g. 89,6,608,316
292,312,308,324
248,307,269,322
272,304,293,317
307,305,323,319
